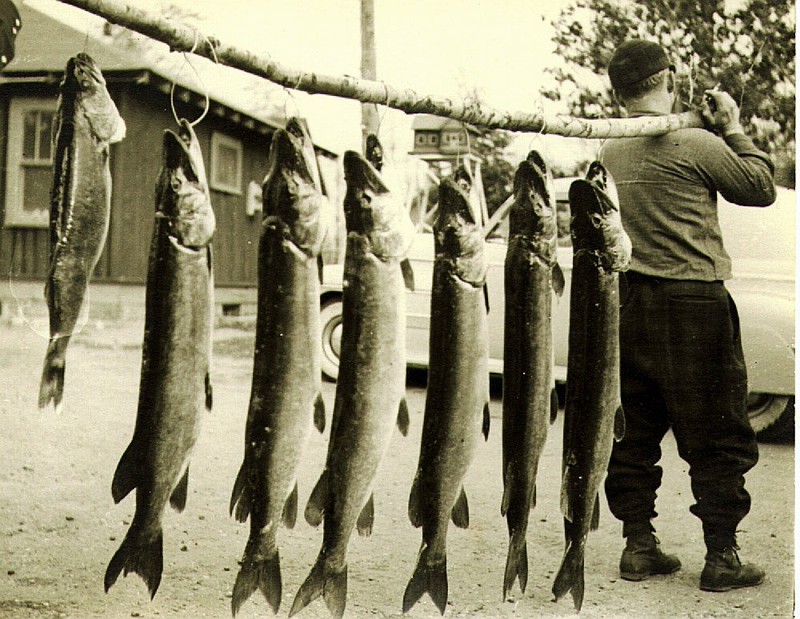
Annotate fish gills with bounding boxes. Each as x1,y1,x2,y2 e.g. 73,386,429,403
229,119,330,616
501,152,564,599
290,150,414,619
104,119,214,599
39,53,126,412
403,171,490,615
552,162,630,611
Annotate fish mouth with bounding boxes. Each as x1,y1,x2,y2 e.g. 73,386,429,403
513,160,553,218
343,151,390,235
436,178,477,228
163,119,200,183
68,53,104,91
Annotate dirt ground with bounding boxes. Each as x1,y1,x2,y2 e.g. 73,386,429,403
0,313,794,619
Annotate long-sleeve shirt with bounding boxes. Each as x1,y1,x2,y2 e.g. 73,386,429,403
599,125,775,281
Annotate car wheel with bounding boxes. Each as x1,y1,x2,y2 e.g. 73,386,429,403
747,393,794,442
320,297,343,382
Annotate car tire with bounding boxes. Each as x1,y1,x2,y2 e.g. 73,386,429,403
320,297,343,382
747,394,794,442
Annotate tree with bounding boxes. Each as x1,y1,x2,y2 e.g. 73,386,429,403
542,0,795,186
474,128,516,216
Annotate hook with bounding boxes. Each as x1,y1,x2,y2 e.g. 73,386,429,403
170,28,210,128
282,73,304,122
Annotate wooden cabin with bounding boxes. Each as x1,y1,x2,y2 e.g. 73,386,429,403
410,114,481,157
0,4,338,298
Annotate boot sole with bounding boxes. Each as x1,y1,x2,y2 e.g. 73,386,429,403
621,565,681,581
700,575,765,593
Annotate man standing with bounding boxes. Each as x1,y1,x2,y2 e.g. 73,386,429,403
599,39,775,592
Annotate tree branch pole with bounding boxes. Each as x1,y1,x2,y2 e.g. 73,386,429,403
58,0,705,138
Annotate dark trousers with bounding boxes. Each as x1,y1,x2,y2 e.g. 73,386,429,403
604,273,759,552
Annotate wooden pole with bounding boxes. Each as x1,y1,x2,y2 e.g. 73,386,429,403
57,0,705,138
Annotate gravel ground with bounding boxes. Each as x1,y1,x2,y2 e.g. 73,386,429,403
0,316,794,619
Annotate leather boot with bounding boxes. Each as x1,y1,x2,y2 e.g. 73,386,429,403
700,547,765,592
619,533,682,581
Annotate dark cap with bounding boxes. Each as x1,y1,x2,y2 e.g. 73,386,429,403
608,40,673,90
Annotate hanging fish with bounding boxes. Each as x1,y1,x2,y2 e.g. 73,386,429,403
402,169,491,615
501,151,564,599
104,119,214,599
552,162,630,611
39,52,126,412
228,118,330,616
290,150,414,619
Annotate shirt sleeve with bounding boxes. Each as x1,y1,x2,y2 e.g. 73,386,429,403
694,131,776,207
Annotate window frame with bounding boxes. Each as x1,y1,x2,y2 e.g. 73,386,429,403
4,96,58,228
209,131,243,196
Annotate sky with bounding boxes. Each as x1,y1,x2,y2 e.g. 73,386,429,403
26,0,601,171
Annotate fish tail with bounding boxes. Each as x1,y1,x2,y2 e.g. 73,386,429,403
104,528,163,599
289,555,347,619
402,546,448,615
38,336,69,411
552,538,585,612
503,531,528,599
231,541,282,616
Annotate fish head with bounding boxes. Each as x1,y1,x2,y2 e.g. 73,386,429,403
509,152,557,240
435,176,486,284
61,53,126,144
343,150,414,260
569,162,631,271
365,133,384,171
159,119,215,249
262,123,329,253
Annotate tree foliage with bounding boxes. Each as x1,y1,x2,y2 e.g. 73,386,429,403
543,0,795,184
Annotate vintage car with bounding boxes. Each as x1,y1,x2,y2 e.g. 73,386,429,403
318,180,795,438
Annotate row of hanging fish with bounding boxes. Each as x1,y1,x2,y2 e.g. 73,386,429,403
37,54,634,617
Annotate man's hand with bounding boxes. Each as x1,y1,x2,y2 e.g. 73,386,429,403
702,89,744,137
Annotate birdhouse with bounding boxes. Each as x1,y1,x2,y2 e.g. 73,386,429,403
410,114,481,156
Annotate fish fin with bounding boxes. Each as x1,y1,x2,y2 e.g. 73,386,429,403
531,484,537,510
205,372,213,411
397,398,410,436
289,556,348,619
313,393,326,433
590,494,600,531
318,255,324,285
110,441,140,504
552,262,566,297
401,258,416,291
552,538,585,611
356,493,375,537
104,528,163,599
283,482,299,529
550,387,560,424
482,401,491,440
408,472,423,528
614,405,626,441
560,467,572,523
38,337,68,411
304,470,327,527
402,546,448,614
169,467,189,512
232,547,282,615
230,461,252,522
483,282,490,314
503,532,528,599
500,464,511,517
451,487,470,529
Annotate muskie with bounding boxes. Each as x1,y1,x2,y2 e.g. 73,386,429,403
501,152,564,599
104,119,214,599
552,162,630,611
229,119,329,616
403,170,491,615
39,53,126,412
290,150,414,619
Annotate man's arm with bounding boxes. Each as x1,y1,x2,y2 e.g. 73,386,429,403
698,89,776,207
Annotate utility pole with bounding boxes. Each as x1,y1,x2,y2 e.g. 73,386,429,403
360,0,378,150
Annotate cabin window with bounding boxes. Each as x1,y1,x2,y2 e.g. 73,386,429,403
4,97,57,228
210,132,243,195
